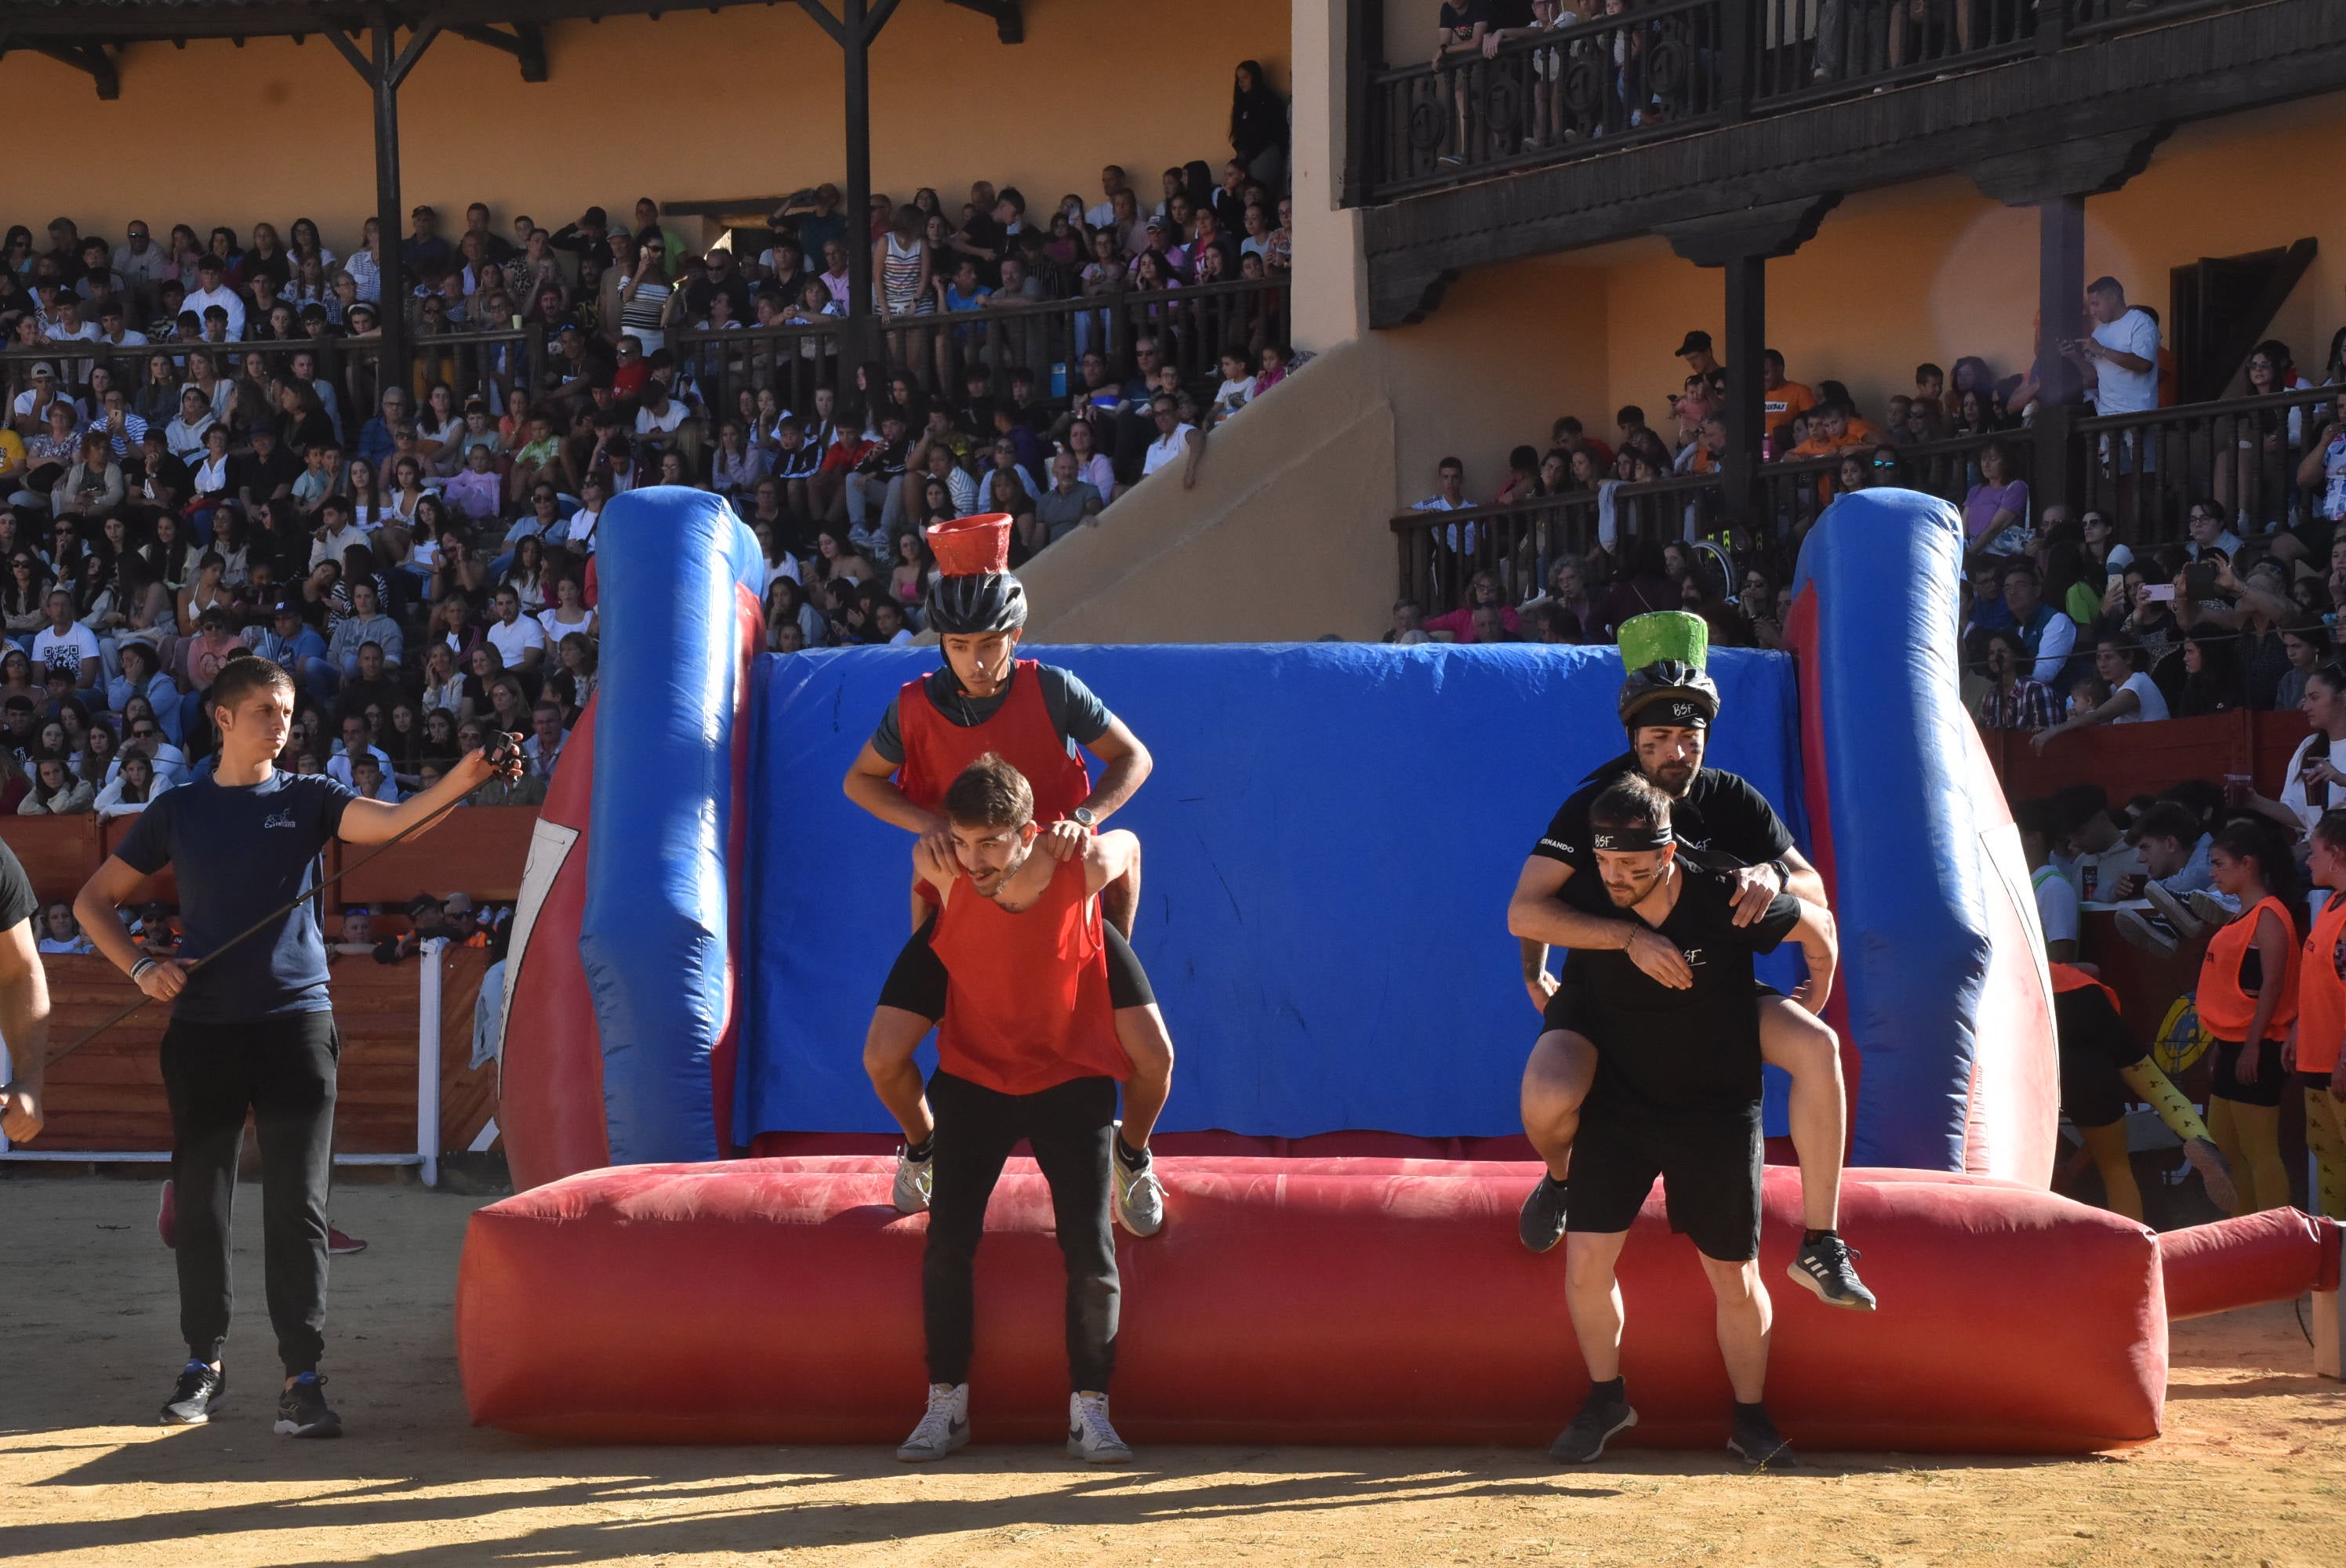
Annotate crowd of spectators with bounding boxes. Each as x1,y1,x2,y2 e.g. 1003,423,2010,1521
0,59,1299,861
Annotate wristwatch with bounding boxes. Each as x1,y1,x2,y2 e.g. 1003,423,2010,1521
1070,807,1098,829
1768,857,1792,888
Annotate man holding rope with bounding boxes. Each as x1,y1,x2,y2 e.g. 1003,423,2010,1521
71,655,518,1437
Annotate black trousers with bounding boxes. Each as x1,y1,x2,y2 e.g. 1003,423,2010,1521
922,1069,1119,1392
158,1012,340,1375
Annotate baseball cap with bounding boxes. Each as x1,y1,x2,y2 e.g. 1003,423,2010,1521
1674,330,1713,358
443,893,476,916
30,361,56,379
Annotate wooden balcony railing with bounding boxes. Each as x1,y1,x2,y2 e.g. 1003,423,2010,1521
1352,0,2274,205
2077,384,2341,548
670,277,1291,420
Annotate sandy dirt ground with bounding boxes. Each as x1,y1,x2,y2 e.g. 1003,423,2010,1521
2,1174,2342,1568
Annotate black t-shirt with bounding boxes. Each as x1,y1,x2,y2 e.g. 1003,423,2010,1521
1531,754,1794,916
1439,2,1492,41
868,662,1112,768
0,840,38,936
1547,865,1799,1120
114,771,356,1022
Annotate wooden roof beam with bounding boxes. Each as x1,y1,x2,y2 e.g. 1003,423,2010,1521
454,21,548,81
943,0,1021,45
33,42,119,100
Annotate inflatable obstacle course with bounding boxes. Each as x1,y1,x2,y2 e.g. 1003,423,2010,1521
474,487,2344,1450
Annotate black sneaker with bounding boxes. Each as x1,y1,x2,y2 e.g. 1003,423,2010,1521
160,1359,225,1425
1518,1174,1568,1254
1727,1405,1796,1468
1546,1393,1636,1463
274,1373,342,1439
1787,1234,1877,1312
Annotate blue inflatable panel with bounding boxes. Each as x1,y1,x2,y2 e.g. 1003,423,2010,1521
581,487,764,1164
1790,490,1993,1171
742,643,1805,1141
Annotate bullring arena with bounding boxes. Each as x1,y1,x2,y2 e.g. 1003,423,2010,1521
5,2,2346,1563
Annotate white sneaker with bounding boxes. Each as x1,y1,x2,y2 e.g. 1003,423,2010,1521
1066,1391,1132,1464
1112,1151,1165,1238
895,1383,970,1462
892,1143,934,1215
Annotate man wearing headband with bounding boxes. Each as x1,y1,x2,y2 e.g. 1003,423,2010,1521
842,521,1175,1238
1507,612,1875,1312
1542,772,1838,1467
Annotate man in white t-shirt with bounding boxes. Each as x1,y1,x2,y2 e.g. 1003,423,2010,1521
327,713,396,792
1085,165,1128,232
181,255,246,341
2070,277,2158,416
1139,394,1203,487
485,586,548,673
31,591,101,690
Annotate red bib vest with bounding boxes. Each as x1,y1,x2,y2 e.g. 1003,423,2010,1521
2296,895,2346,1075
897,661,1095,907
930,854,1128,1095
2197,894,2300,1040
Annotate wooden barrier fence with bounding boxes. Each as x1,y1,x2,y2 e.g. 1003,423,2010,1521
1979,709,2312,805
0,805,536,909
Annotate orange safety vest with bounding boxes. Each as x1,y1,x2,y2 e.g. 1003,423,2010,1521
2049,961,2119,1013
2295,895,2346,1075
2196,894,2300,1041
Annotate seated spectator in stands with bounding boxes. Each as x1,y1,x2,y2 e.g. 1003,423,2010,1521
2028,633,2170,756
2012,798,2081,963
2241,662,2346,840
2183,498,2243,561
1424,572,1521,644
1963,439,2029,554
91,743,167,818
34,899,90,954
524,702,565,781
2276,623,2327,711
31,589,100,691
1976,629,2057,732
2001,560,2073,684
17,754,93,815
329,908,377,957
2113,800,2215,906
1469,603,1518,644
1383,600,1425,644
2294,388,2346,550
2176,630,2242,717
1140,395,1204,490
329,581,403,676
444,441,503,521
485,585,547,676
348,753,399,804
1037,451,1105,546
327,713,394,791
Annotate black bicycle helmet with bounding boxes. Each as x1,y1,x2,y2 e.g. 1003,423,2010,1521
1618,659,1720,731
924,571,1028,637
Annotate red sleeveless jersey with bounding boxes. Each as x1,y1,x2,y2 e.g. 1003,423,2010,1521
930,855,1128,1095
895,659,1094,821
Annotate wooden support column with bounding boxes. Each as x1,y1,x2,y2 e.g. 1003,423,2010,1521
332,13,441,410
797,0,904,363
1661,194,1842,525
1970,129,2169,514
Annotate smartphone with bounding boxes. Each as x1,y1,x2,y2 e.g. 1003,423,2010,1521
2142,584,2176,603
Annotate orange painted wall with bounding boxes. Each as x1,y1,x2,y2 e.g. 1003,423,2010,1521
0,1,1289,252
1589,92,2346,436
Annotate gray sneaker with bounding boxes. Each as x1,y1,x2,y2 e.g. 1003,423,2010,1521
891,1143,934,1215
895,1383,970,1462
1113,1156,1165,1237
2188,889,2239,929
1067,1391,1132,1464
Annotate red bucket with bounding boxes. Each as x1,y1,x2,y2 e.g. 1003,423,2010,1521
925,513,1013,575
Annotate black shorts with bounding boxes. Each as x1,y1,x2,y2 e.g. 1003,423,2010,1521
2210,1036,2290,1108
2302,1069,2344,1093
1567,1106,1763,1263
2053,985,2142,1130
877,911,1156,1020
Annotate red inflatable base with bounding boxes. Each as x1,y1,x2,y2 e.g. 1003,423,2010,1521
459,1157,2167,1452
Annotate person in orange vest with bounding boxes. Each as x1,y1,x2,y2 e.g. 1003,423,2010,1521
2195,821,2302,1214
2017,799,2235,1214
843,516,1172,1238
891,754,1139,1465
2285,810,2346,1220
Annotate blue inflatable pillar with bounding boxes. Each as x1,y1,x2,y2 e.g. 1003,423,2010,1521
579,487,766,1164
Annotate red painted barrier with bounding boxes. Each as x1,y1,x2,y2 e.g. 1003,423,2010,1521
459,1157,2165,1453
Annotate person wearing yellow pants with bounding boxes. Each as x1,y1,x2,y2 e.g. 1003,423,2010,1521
2195,822,2302,1215
2050,964,2239,1219
2286,811,2346,1221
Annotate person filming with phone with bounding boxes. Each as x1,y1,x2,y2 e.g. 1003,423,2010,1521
2235,663,2346,844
